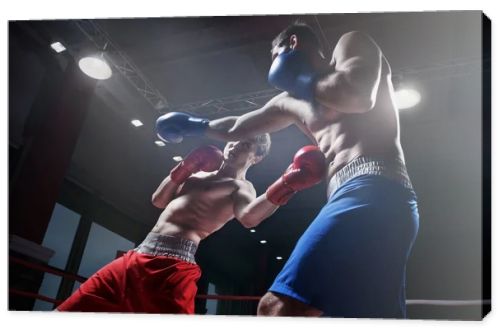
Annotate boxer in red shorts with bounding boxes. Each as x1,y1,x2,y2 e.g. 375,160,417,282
57,134,326,314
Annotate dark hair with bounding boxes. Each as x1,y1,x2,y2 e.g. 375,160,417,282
253,133,271,158
272,21,322,54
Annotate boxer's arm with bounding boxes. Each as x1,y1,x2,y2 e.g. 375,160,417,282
152,145,223,208
151,176,181,209
315,31,382,114
205,116,239,142
233,181,279,228
206,93,298,142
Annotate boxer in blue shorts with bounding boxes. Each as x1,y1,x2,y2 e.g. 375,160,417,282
155,22,420,318
268,160,419,317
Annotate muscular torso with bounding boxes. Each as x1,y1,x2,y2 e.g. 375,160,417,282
152,173,247,244
283,56,405,197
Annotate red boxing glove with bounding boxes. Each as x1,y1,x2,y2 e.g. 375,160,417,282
266,145,326,206
170,145,224,184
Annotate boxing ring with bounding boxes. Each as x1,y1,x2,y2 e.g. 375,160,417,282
9,255,490,314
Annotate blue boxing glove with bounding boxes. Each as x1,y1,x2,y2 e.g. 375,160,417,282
268,49,317,102
156,112,209,143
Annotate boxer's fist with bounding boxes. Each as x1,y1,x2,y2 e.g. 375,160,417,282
170,145,224,184
268,49,317,101
156,112,209,143
266,146,326,205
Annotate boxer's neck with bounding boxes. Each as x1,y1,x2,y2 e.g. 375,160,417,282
217,162,248,180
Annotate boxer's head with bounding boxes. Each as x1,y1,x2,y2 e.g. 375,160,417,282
271,21,325,64
223,133,271,169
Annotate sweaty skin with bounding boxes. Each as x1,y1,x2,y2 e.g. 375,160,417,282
206,31,404,198
151,140,277,245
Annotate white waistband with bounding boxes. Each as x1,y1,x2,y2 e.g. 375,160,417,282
134,233,198,264
328,156,414,196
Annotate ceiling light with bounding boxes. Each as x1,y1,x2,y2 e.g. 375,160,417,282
394,88,421,110
260,240,267,244
250,229,256,233
50,42,66,53
131,119,143,127
78,56,112,80
155,141,165,147
276,256,283,260
172,156,183,162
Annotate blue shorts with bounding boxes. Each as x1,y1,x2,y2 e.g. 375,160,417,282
269,174,419,318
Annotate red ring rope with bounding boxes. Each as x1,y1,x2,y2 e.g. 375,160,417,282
9,256,490,307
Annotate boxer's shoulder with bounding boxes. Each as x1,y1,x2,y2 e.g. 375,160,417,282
233,179,256,195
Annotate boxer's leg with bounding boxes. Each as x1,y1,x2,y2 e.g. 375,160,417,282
57,252,130,312
261,174,418,318
259,197,336,317
258,292,322,316
124,252,201,314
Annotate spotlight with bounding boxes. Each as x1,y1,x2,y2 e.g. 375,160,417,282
50,42,66,53
260,240,267,244
78,56,112,80
155,141,165,147
394,88,421,110
250,229,256,233
131,119,143,127
276,256,283,260
172,156,183,162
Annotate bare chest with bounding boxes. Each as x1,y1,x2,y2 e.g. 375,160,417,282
177,176,239,205
287,99,345,145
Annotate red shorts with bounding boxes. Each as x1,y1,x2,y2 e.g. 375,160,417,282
57,250,201,313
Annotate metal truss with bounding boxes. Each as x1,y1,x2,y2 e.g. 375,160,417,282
75,20,168,112
394,56,484,83
74,18,486,117
167,56,485,116
166,88,281,117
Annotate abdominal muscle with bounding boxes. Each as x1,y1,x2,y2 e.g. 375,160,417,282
310,76,405,198
151,180,237,244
